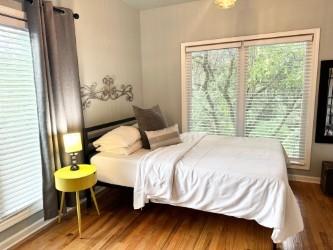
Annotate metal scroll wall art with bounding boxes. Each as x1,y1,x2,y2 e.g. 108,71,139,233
80,75,134,110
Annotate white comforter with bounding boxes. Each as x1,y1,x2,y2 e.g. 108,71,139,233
133,133,303,243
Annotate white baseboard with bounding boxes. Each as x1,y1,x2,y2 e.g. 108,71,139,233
288,174,321,184
0,217,56,250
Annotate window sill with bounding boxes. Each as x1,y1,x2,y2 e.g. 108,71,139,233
0,201,43,232
288,162,310,170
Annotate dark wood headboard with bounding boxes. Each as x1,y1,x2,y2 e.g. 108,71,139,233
83,117,136,163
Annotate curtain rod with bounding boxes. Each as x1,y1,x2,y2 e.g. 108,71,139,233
25,0,79,19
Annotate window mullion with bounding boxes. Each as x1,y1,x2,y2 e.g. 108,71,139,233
237,44,246,136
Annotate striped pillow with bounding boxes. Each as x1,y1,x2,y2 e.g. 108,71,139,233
145,124,182,150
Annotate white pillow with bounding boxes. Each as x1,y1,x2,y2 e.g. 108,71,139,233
96,140,142,155
93,126,141,149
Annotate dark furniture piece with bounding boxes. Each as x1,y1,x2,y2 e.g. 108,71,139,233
316,60,333,143
321,161,333,196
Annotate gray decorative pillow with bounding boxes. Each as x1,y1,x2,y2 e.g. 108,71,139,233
132,105,167,149
145,124,182,150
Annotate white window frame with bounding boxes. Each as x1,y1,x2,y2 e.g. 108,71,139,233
0,5,26,29
0,5,43,232
181,29,320,170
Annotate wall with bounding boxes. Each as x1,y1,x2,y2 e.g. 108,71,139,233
56,0,143,127
140,0,333,177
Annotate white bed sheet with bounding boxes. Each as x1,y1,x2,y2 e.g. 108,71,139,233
91,149,149,187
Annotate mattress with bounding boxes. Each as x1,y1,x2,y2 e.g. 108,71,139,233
91,149,149,187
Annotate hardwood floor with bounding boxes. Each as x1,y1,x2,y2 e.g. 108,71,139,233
16,182,333,250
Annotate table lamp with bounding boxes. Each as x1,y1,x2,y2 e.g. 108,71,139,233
63,132,82,171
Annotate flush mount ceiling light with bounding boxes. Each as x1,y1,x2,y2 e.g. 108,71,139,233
214,0,237,9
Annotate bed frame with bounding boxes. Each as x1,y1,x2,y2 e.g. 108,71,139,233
83,117,136,206
82,117,278,249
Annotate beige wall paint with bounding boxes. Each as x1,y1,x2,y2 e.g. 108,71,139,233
56,0,143,127
140,0,333,177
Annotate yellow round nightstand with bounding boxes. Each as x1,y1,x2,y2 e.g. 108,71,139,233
54,164,100,238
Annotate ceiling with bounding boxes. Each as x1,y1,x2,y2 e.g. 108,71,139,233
122,0,198,10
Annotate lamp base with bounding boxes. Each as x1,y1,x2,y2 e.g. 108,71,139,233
69,152,80,171
70,164,80,171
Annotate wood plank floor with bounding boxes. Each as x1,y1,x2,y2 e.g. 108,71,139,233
16,182,333,250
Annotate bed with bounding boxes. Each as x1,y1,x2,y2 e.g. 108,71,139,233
84,117,303,245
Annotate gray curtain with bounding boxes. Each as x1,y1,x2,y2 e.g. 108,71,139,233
24,0,84,219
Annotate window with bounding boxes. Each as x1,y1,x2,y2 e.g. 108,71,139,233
181,30,320,169
0,11,43,230
186,44,239,136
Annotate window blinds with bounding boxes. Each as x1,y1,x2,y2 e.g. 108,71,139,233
183,33,316,166
0,25,43,222
185,46,239,136
244,41,313,162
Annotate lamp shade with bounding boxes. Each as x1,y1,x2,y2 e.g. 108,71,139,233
63,132,82,153
214,0,237,9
